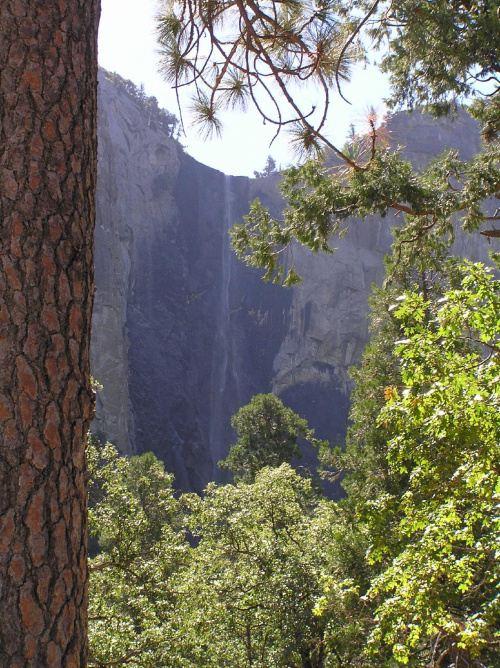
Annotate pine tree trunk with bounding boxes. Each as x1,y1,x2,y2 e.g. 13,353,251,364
0,1,100,665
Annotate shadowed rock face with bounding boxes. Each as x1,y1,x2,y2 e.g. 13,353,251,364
91,71,496,493
92,72,291,492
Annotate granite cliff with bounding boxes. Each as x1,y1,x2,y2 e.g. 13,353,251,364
91,71,495,492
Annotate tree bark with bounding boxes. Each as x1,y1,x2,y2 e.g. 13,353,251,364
0,0,100,665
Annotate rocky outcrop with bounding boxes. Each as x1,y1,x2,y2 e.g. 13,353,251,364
92,71,497,492
92,72,290,491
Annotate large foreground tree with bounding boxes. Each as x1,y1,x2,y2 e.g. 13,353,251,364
0,1,100,665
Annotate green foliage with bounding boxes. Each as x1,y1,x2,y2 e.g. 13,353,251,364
158,0,500,284
87,262,500,667
189,90,223,140
375,0,500,118
218,393,322,482
366,262,500,666
87,438,190,667
310,261,500,668
314,243,465,667
87,440,334,667
177,465,331,667
87,438,333,667
231,141,500,283
335,242,464,493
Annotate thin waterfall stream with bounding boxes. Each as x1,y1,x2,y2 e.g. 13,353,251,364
209,174,234,475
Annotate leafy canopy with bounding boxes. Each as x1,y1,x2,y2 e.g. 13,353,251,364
87,438,333,668
178,464,331,668
87,261,500,668
218,392,322,482
87,439,190,667
368,261,500,666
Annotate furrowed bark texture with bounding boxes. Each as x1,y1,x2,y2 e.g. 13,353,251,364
0,1,99,665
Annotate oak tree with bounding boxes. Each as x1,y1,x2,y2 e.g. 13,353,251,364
87,441,190,667
179,465,329,667
368,262,500,667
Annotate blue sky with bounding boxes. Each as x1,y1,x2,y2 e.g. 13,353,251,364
98,0,391,177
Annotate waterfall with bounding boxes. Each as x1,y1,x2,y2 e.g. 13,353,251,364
209,174,234,475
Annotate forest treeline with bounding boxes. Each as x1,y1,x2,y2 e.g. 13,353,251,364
101,68,179,138
87,245,500,668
